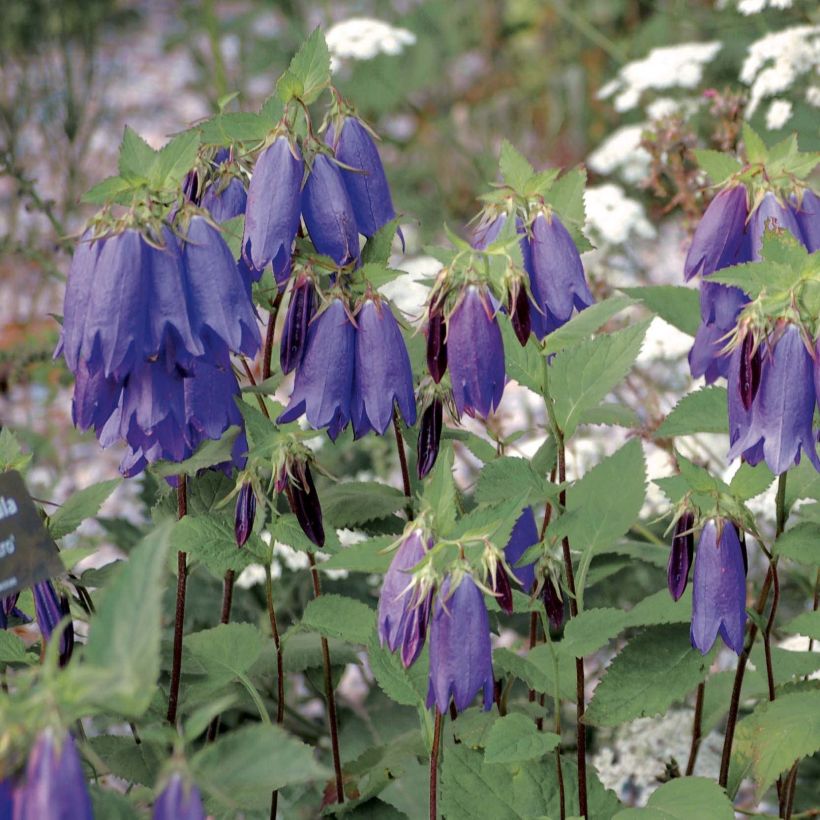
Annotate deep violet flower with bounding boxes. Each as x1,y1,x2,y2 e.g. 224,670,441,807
491,563,514,615
234,483,256,548
377,530,432,668
242,136,304,283
280,275,315,375
471,212,506,250
302,153,360,267
351,299,416,438
32,581,74,667
667,512,695,602
14,729,92,820
278,299,355,440
503,508,540,593
447,287,505,419
417,399,443,480
690,520,747,655
0,779,12,817
792,188,820,252
425,308,447,384
508,283,531,346
426,574,494,714
541,576,564,632
328,117,396,238
152,773,205,820
727,325,820,474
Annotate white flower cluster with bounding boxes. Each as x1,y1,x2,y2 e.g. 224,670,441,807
584,184,656,246
325,18,416,73
740,24,820,117
587,125,651,185
597,42,722,113
735,0,793,14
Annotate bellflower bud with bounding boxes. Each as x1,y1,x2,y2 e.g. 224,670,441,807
690,520,747,655
152,773,205,820
200,150,247,224
287,462,325,548
738,332,761,412
502,508,539,593
234,483,256,548
542,575,564,632
425,308,447,384
490,563,514,615
32,581,74,667
426,574,494,714
667,512,694,602
508,283,531,347
417,399,443,480
280,275,315,375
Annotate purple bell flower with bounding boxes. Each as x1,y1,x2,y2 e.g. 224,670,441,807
426,574,494,714
508,284,531,346
234,483,256,548
667,512,694,602
503,508,539,593
0,778,12,817
152,773,205,820
280,275,316,375
683,186,749,281
447,287,505,419
302,154,360,268
690,520,747,655
14,729,92,820
727,325,820,475
32,581,74,667
417,399,443,480
328,117,396,238
749,191,804,260
200,176,247,223
71,359,122,436
351,299,416,438
278,299,355,440
524,212,593,326
792,188,820,252
377,529,432,668
471,213,506,250
243,136,304,283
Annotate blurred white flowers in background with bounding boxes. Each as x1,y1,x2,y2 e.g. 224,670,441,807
584,184,656,246
736,0,793,14
765,97,793,129
587,125,651,185
326,18,416,72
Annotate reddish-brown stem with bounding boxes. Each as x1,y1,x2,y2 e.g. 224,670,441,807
430,709,443,820
685,682,705,776
263,292,284,381
166,476,188,725
206,569,237,742
393,411,412,503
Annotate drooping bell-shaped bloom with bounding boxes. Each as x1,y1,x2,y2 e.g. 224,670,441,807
684,186,749,281
243,136,304,283
302,154,360,267
690,520,747,655
503,508,539,593
14,729,92,820
180,216,261,359
351,299,416,438
278,299,355,440
200,176,247,224
152,773,205,820
32,581,74,667
447,287,505,419
425,308,447,384
426,574,494,714
417,399,443,480
471,213,506,250
71,359,122,436
328,117,396,238
727,325,820,474
280,275,315,375
378,529,432,667
793,188,820,252
234,483,256,548
667,512,694,602
524,212,593,326
749,191,804,260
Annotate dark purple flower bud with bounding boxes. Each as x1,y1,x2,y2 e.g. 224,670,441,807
351,299,416,438
524,213,593,325
542,576,564,632
152,773,205,820
726,342,765,468
287,462,325,548
503,508,539,593
426,574,494,714
728,325,820,474
491,563,514,615
792,188,820,252
302,154,360,267
33,581,74,667
447,287,505,419
280,275,315,375
328,118,396,239
684,186,749,281
378,529,431,666
508,284,531,346
750,191,804,260
14,729,92,820
471,213,506,250
181,215,261,360
690,520,747,655
417,399,443,480
278,299,355,440
426,309,447,383
667,513,694,601
243,137,303,281
738,333,761,411
234,483,256,548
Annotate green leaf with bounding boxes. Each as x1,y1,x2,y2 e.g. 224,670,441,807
81,175,135,205
198,112,273,145
0,630,31,664
782,610,820,641
276,69,304,103
774,523,820,564
693,149,742,185
544,167,588,247
620,286,700,337
270,512,341,554
320,535,395,574
729,691,820,800
88,736,164,787
423,445,457,536
743,122,768,164
154,130,200,187
550,320,649,438
118,126,158,181
78,522,172,717
362,219,401,265
499,316,544,393
184,623,267,690
171,515,264,577
321,482,407,528
368,633,427,707
442,429,498,463
729,462,775,501
474,457,551,506
614,777,734,819
0,428,30,471
191,724,327,811
89,787,139,820
654,387,729,438
285,27,331,104
301,594,375,645
543,296,635,355
585,624,715,727
48,478,121,539
498,140,535,192
152,426,242,478
483,713,559,763
579,403,639,428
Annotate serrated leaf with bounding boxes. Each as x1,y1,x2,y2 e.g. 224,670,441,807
544,167,588,246
301,594,375,644
781,610,820,641
87,736,164,787
118,126,158,181
319,535,394,574
743,122,768,164
579,403,639,428
499,316,544,393
155,130,200,187
620,286,700,337
81,175,135,205
152,426,242,478
281,631,358,673
0,428,30,471
729,462,775,500
320,482,406,529
270,512,341,554
422,445,457,536
362,219,401,265
615,777,734,819
773,523,820,564
171,515,263,577
48,478,121,539
693,149,742,185
286,27,331,104
184,623,267,688
198,112,273,145
543,296,635,355
585,623,715,727
498,140,535,192
550,320,649,437
654,387,729,438
0,630,31,664
483,713,559,763
367,633,427,707
475,457,551,506
276,69,304,103
442,429,498,463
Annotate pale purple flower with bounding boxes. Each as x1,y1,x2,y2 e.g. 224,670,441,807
684,186,749,281
792,188,820,252
152,773,205,820
750,191,803,260
503,508,539,593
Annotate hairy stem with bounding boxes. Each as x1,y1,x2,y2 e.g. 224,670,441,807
263,292,284,382
393,410,413,516
685,682,705,776
166,477,188,725
430,709,443,820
